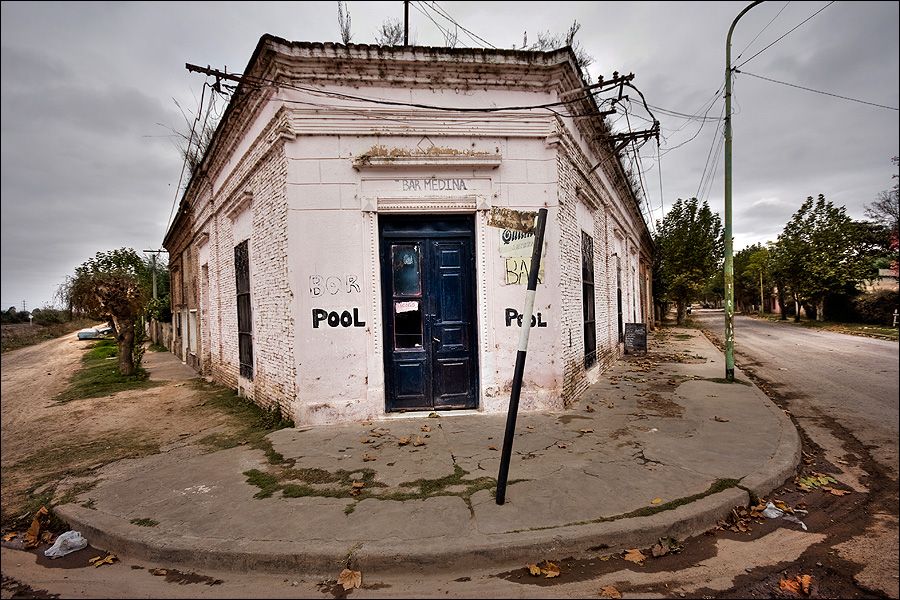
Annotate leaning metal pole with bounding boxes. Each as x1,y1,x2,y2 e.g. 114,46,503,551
496,208,548,505
725,0,763,382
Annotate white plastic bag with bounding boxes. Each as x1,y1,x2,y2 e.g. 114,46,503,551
43,531,88,558
761,501,808,531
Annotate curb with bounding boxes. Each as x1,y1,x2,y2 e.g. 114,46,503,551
738,382,802,499
57,487,749,576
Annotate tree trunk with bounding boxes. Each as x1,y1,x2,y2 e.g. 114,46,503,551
793,295,801,323
117,318,135,376
675,301,686,325
816,299,825,322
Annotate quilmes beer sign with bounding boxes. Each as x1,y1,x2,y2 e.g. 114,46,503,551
487,208,546,286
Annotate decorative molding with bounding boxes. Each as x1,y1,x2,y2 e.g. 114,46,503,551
353,154,502,171
226,191,253,220
370,195,482,213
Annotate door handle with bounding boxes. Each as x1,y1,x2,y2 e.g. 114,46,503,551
433,337,441,343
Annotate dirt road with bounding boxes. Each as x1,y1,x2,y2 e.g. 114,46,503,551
0,331,236,522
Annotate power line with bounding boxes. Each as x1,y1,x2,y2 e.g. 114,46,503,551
624,104,656,232
425,1,498,49
735,1,835,69
187,62,641,119
734,1,791,63
736,69,899,111
165,82,207,237
656,139,665,219
695,102,726,200
411,2,455,44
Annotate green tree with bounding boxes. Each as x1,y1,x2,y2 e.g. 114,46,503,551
772,195,873,322
69,248,149,375
865,156,899,239
734,244,771,314
654,198,724,324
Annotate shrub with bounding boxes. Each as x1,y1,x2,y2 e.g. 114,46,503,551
852,290,899,325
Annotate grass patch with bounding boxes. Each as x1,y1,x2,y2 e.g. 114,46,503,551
55,339,162,403
193,380,294,461
0,318,97,353
797,320,898,341
147,343,168,352
757,314,898,341
241,462,505,516
698,377,752,386
243,469,281,499
1,433,160,527
130,518,159,527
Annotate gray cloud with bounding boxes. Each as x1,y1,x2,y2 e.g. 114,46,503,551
1,1,897,309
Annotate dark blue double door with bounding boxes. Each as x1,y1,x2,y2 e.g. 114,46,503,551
380,215,478,412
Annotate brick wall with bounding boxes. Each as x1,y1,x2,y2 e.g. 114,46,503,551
203,142,295,418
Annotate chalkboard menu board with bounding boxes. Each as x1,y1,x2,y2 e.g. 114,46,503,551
624,323,647,354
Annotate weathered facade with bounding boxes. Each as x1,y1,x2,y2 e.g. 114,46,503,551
163,35,654,426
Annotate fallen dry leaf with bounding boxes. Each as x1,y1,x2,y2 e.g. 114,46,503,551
527,564,541,576
488,445,498,451
338,568,362,590
799,574,812,594
779,577,800,594
359,437,372,444
89,553,117,568
150,568,168,576
40,531,53,543
23,506,48,549
412,436,426,447
599,585,622,598
2,532,17,541
623,549,646,564
397,436,411,446
362,453,377,462
585,405,595,413
713,416,730,422
556,442,568,449
826,488,850,497
351,481,365,489
650,497,663,505
525,425,535,430
651,542,668,558
542,562,560,578
420,425,431,433
579,428,594,434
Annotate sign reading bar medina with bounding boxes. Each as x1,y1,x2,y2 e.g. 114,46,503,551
624,323,648,354
488,207,545,285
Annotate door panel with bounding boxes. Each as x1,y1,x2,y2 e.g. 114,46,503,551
380,216,477,412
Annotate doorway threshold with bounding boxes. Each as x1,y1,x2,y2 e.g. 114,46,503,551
380,409,481,421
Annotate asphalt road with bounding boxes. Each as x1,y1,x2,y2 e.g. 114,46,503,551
693,308,899,598
692,309,899,477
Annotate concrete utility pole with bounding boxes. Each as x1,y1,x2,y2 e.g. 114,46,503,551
143,250,167,300
724,0,763,382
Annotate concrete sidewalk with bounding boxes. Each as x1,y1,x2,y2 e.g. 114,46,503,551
56,327,799,576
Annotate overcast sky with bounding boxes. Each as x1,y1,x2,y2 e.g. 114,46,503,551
2,1,898,310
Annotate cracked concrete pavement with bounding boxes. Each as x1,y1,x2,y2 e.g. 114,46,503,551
54,326,799,576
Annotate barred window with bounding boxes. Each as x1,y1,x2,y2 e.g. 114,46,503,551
234,241,253,380
582,232,596,368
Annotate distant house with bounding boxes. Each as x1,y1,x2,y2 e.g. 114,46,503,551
865,267,900,292
163,35,654,426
